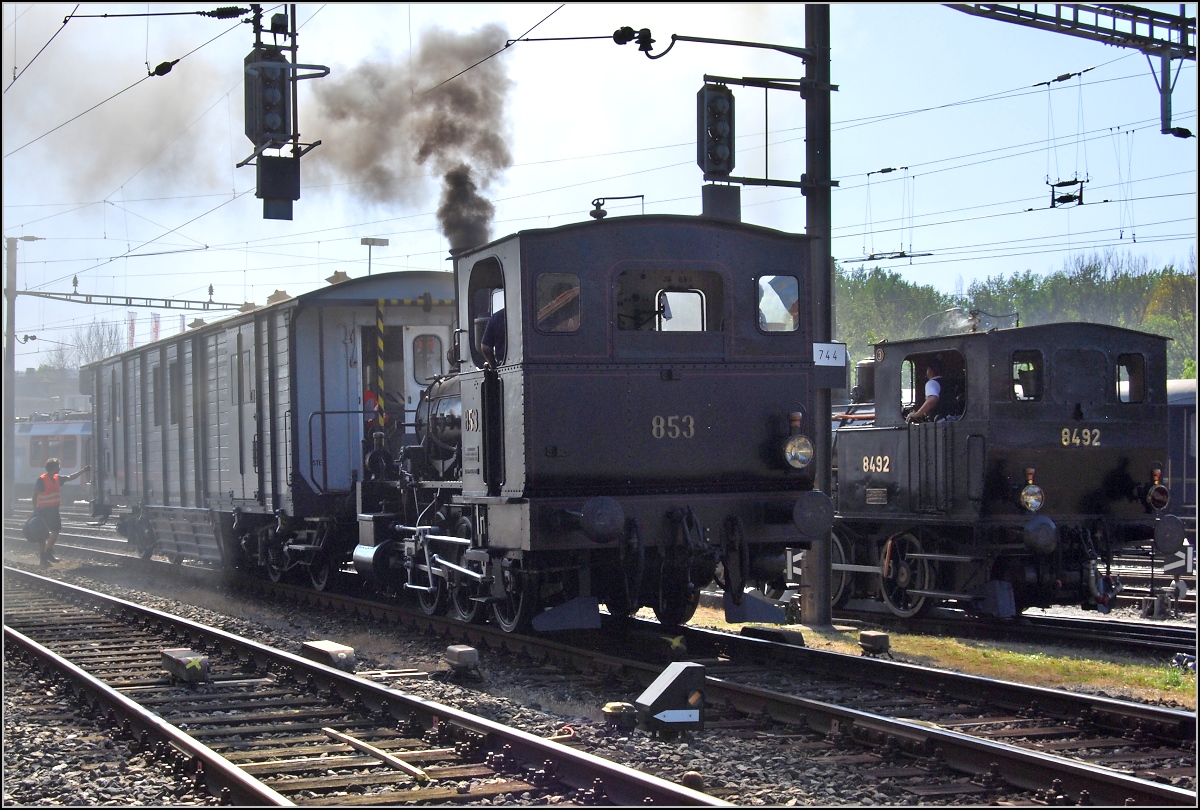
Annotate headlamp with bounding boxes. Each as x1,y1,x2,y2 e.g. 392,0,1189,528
1020,484,1044,512
784,434,814,468
1020,467,1043,512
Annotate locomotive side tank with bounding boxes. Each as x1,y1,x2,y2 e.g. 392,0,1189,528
833,322,1182,617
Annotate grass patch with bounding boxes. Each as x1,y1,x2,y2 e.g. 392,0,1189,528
686,604,1196,710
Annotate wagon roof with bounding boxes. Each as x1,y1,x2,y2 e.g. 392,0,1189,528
82,269,454,369
1167,378,1196,404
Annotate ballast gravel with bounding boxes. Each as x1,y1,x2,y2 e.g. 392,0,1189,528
0,546,1163,806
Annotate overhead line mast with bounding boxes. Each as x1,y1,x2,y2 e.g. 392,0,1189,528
947,3,1197,137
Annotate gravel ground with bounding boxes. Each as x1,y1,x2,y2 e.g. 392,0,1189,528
1,541,1188,806
3,655,221,807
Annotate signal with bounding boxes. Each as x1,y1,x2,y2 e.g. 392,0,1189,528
244,45,292,148
697,84,735,177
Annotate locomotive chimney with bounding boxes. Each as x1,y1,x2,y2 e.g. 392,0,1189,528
701,183,740,222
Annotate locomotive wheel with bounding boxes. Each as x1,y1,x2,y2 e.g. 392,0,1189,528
605,519,646,618
491,561,537,633
447,518,486,623
654,584,700,629
449,577,485,623
878,532,931,618
309,552,335,592
418,576,447,616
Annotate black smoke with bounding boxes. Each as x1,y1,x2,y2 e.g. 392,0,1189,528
307,23,512,252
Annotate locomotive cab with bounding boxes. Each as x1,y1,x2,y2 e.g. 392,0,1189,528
834,322,1178,618
376,215,842,632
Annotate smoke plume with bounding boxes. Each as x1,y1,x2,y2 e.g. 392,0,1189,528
307,23,512,251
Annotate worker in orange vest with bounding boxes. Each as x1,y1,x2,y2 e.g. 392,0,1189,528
34,458,90,566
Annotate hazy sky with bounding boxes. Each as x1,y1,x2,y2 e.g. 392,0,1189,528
3,3,1196,369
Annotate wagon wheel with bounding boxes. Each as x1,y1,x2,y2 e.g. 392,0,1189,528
265,544,286,583
831,530,850,609
878,531,931,618
133,515,155,560
491,559,538,633
448,518,486,624
309,551,336,592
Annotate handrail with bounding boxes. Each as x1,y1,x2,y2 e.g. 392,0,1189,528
305,408,416,494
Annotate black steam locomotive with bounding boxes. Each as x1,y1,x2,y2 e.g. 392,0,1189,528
828,322,1186,618
84,214,839,631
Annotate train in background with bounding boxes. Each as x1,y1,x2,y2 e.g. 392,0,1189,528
83,214,839,631
1165,378,1196,543
12,411,93,504
825,323,1189,618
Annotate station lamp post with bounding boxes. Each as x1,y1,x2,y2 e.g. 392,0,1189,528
5,235,44,517
361,238,389,276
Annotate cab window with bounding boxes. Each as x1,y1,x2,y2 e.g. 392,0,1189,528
412,334,444,384
467,257,505,367
1116,354,1146,403
1012,350,1043,401
615,268,723,332
757,275,799,332
902,350,966,420
535,273,580,333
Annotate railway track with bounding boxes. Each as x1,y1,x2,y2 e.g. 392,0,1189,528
3,568,725,807
834,603,1197,657
5,538,1195,806
7,514,1195,658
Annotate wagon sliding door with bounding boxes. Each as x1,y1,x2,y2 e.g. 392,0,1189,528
230,324,260,504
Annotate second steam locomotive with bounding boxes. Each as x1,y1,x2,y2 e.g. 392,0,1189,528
827,322,1187,618
84,214,840,631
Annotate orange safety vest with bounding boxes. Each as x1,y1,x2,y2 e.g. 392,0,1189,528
36,473,62,509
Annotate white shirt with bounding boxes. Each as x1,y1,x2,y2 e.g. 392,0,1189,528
925,376,941,400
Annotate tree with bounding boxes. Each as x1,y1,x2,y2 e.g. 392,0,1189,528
71,320,124,367
837,250,1196,379
36,320,125,371
1142,251,1197,379
834,264,957,364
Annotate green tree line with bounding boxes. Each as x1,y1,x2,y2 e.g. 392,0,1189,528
835,249,1197,380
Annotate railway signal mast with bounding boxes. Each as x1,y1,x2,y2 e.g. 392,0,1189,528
238,4,329,219
949,3,1197,137
616,7,841,625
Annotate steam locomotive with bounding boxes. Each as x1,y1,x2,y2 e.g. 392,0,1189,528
83,214,839,631
827,322,1187,618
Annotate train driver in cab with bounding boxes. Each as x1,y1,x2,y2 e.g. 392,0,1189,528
481,306,505,369
906,357,943,423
